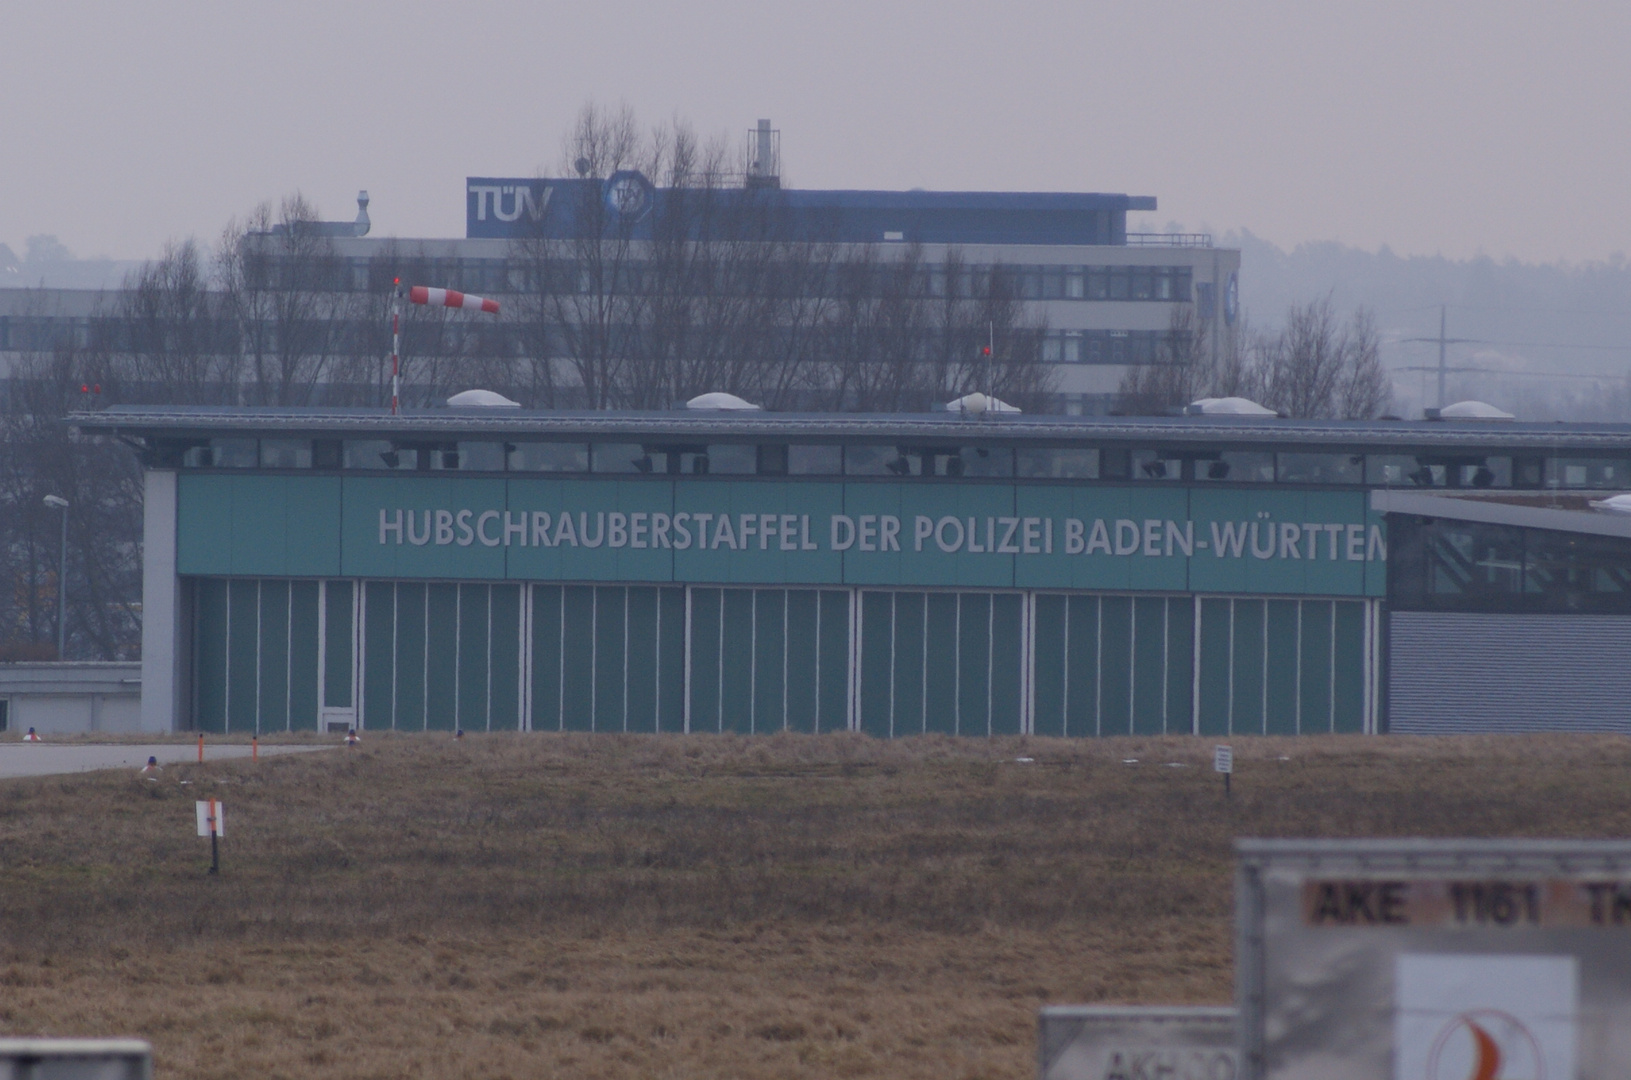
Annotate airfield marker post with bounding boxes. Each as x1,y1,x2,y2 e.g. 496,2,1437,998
195,799,223,875
1214,745,1233,797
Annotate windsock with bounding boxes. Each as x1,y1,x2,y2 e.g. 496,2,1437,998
408,286,499,314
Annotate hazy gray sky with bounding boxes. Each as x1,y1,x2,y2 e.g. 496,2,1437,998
5,1,1628,264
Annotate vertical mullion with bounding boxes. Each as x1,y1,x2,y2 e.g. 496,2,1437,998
986,593,994,737
254,581,263,736
654,585,662,733
1129,593,1141,735
1293,600,1303,736
812,589,820,732
717,590,725,733
1094,597,1103,738
392,583,400,730
1331,601,1339,733
683,587,692,734
1227,598,1235,736
1061,594,1071,737
920,592,928,734
488,584,496,732
285,584,293,732
953,594,962,735
888,592,897,739
782,590,790,733
589,587,598,732
1191,594,1202,736
622,587,630,733
1161,597,1170,734
454,585,464,732
422,586,431,730
751,591,760,735
1260,598,1269,736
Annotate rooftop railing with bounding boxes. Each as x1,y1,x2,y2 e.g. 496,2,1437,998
1125,232,1213,248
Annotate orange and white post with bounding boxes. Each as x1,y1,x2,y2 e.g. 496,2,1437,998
195,798,224,875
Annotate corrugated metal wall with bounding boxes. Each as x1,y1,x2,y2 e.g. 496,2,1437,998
1389,612,1631,734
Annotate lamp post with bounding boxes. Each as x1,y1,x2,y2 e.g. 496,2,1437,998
43,495,68,661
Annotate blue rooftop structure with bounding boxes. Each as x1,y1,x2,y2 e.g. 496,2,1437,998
465,176,1157,246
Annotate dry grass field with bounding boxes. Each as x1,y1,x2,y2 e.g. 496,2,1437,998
0,732,1629,1079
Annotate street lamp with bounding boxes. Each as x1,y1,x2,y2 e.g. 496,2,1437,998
43,495,68,661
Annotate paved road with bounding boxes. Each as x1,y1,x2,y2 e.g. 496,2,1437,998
0,743,325,779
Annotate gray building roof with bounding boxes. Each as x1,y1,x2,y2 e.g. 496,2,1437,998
69,404,1631,453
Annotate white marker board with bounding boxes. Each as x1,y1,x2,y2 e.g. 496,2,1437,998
194,799,224,837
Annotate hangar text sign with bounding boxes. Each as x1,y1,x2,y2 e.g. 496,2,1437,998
176,474,1386,595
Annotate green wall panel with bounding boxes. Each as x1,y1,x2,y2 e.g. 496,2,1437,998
227,580,259,733
1264,600,1300,735
688,588,721,732
721,589,755,734
657,587,686,733
561,585,595,731
1031,594,1066,737
1098,596,1132,735
1298,600,1334,733
1064,596,1100,736
753,590,788,733
288,580,320,731
957,593,991,735
1333,601,1367,732
458,585,492,731
177,474,342,577
425,583,459,730
923,592,959,735
1132,596,1167,735
530,585,563,731
323,581,353,709
1231,600,1265,735
624,586,658,733
257,580,290,732
194,579,228,733
363,582,395,730
394,582,428,730
990,593,1024,736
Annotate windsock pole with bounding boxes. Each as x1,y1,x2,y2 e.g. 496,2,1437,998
390,279,403,416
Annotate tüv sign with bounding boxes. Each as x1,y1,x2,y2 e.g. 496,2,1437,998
466,175,658,239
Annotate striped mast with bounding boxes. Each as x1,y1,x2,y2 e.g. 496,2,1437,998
390,278,403,415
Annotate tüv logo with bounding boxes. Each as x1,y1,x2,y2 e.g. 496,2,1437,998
467,183,552,222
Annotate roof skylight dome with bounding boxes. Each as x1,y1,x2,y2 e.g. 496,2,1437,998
446,389,520,408
1435,400,1515,421
1186,396,1276,417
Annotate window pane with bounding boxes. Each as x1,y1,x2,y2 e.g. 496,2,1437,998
702,445,756,475
949,446,1012,478
1132,450,1182,481
1016,447,1099,479
508,442,588,472
1366,454,1426,487
1552,458,1631,488
1277,453,1364,484
845,444,906,476
429,442,505,471
210,439,258,468
259,439,312,469
591,443,646,473
1198,452,1274,482
1065,273,1084,299
789,445,843,475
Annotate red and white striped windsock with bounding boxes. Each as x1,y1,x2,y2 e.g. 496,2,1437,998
408,286,499,315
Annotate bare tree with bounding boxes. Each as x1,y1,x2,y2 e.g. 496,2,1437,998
1116,305,1212,415
0,303,141,659
217,195,350,407
117,240,235,404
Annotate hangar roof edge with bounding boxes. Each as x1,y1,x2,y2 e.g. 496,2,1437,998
67,406,1631,451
